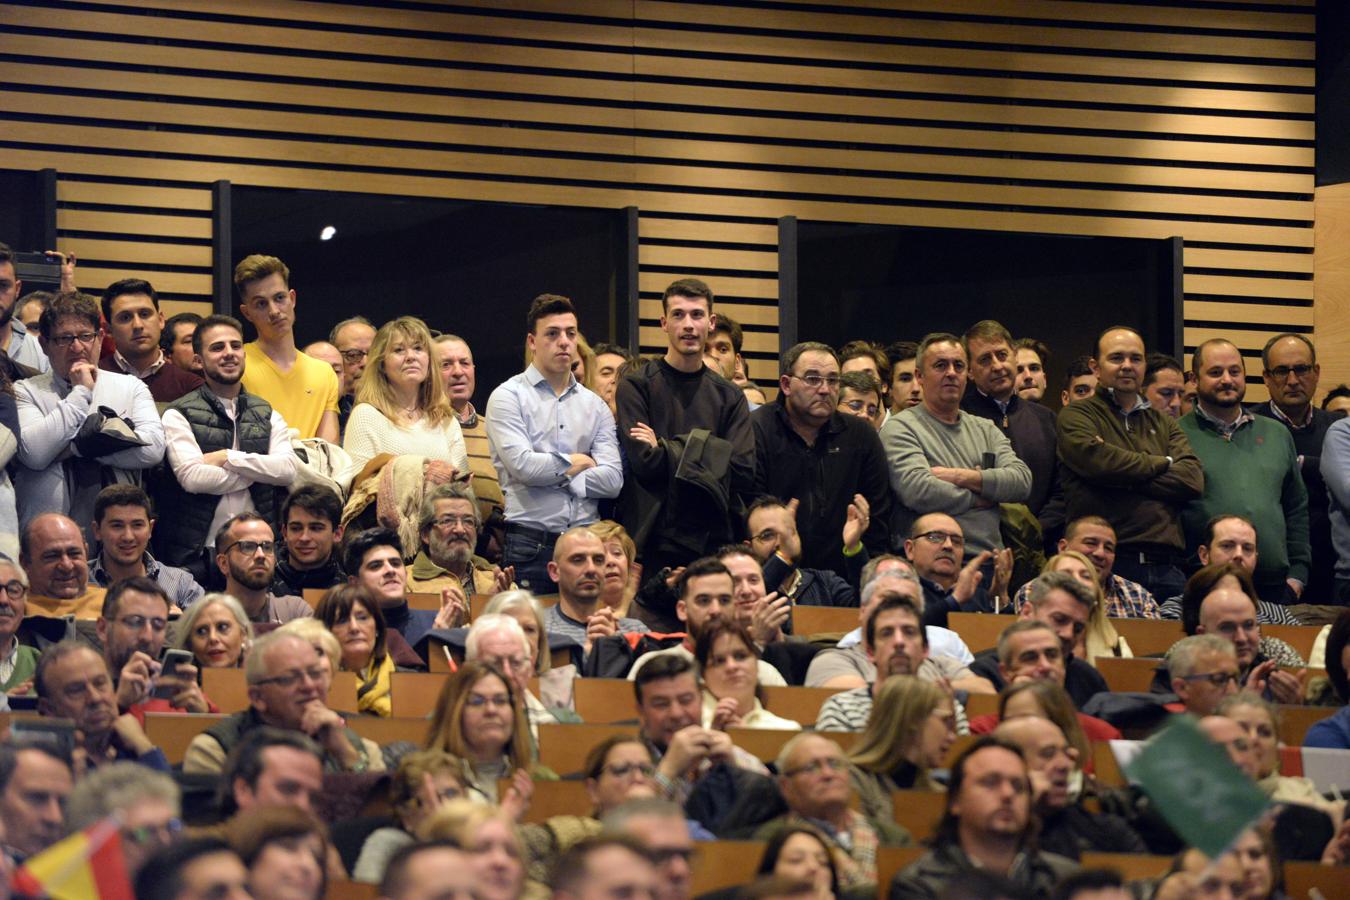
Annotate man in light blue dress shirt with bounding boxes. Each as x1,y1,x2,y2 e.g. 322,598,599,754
485,294,623,593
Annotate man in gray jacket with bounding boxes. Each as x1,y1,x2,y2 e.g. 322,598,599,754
881,332,1030,562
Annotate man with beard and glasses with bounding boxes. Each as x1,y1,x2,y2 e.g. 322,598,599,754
98,576,211,716
1179,338,1310,606
346,526,463,652
270,485,346,598
16,291,165,548
159,315,298,588
0,242,51,373
214,513,310,625
406,481,514,599
36,640,170,772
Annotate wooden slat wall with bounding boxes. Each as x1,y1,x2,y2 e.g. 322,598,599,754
0,0,1316,398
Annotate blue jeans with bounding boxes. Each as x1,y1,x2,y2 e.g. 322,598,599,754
502,528,558,595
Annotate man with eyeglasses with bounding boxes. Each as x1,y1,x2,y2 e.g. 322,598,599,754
758,733,910,893
970,572,1107,709
994,716,1144,861
406,482,512,599
743,498,856,609
883,332,1031,576
97,576,211,716
19,512,106,619
750,341,891,585
66,761,183,878
959,321,1063,544
836,370,885,431
160,314,297,589
903,513,1010,628
601,799,696,900
1179,338,1310,607
0,558,37,694
466,612,559,732
35,640,170,771
889,736,1078,899
184,630,384,775
1165,635,1241,717
1255,334,1341,604
331,316,375,432
214,513,311,625
15,292,165,547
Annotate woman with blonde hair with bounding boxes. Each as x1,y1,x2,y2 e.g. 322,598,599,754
424,660,554,806
352,749,469,883
172,592,254,669
1041,550,1132,665
343,315,468,487
418,799,538,900
847,675,956,824
587,520,638,618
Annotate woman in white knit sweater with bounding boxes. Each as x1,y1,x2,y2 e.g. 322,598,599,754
343,316,468,483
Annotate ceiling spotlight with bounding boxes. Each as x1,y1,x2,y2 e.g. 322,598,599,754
320,226,336,241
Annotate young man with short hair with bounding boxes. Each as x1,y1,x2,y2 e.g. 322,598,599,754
346,526,462,650
89,483,204,610
487,294,622,592
616,278,756,577
234,254,340,442
99,278,202,403
0,241,51,374
159,314,297,586
270,485,345,597
162,311,204,375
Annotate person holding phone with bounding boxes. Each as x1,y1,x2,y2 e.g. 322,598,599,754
34,640,171,771
96,576,213,717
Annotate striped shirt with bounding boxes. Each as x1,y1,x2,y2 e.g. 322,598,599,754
815,685,969,735
1157,595,1299,626
459,406,504,523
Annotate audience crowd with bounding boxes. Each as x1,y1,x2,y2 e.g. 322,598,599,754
0,244,1347,899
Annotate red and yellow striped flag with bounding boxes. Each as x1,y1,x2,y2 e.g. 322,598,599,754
12,817,132,900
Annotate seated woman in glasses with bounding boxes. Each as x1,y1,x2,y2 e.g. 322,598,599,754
517,734,672,882
352,749,470,884
343,316,468,492
423,660,555,811
0,558,38,693
315,584,394,717
696,619,801,732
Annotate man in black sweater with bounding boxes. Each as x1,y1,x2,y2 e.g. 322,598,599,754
1253,333,1344,603
270,485,345,598
615,278,756,583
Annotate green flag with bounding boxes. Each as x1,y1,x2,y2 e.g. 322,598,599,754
1123,716,1269,858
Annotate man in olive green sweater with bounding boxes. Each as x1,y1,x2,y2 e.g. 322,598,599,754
1179,339,1309,605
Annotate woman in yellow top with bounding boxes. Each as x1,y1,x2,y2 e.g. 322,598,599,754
315,585,394,717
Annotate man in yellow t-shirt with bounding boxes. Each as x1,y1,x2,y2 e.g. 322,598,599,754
233,254,340,442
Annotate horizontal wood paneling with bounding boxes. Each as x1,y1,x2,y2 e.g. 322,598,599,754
0,0,1317,406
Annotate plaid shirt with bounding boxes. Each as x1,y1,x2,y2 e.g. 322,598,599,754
1013,572,1160,619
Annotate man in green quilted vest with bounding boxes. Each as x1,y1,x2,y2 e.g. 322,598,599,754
158,315,298,588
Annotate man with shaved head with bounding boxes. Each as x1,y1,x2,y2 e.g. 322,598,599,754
995,716,1144,860
1056,326,1203,599
1180,338,1309,605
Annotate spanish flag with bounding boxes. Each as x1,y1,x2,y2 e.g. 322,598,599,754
12,817,133,900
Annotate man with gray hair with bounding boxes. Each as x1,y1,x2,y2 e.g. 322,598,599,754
970,571,1108,708
601,797,696,900
406,481,513,598
66,761,181,877
805,569,989,696
466,612,559,732
0,557,36,694
182,630,384,775
1166,634,1240,716
330,315,375,429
